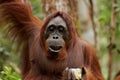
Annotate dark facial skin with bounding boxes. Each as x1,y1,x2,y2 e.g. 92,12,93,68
44,16,69,56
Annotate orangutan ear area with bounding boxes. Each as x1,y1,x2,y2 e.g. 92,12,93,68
0,0,119,80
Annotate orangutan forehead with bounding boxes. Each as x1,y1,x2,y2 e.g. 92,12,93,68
47,16,67,27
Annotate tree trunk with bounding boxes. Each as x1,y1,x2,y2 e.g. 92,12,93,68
108,0,117,80
78,0,98,48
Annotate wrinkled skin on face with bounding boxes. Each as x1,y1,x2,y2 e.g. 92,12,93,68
43,16,69,60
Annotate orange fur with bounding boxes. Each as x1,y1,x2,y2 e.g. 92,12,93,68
0,1,104,80
0,0,42,79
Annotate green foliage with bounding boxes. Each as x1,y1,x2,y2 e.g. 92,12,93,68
98,0,120,79
0,66,21,80
30,0,43,18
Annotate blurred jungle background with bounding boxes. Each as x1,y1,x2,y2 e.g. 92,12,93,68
0,0,120,80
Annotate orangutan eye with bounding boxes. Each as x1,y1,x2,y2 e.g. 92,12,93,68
58,26,64,32
48,25,55,32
